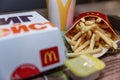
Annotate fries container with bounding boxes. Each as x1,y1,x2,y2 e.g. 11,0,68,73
65,12,119,58
0,11,66,80
66,12,119,40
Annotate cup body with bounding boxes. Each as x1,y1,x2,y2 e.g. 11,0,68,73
46,0,76,31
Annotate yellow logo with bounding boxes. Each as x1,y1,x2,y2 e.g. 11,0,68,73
57,0,72,31
46,0,72,31
40,46,59,67
44,51,58,64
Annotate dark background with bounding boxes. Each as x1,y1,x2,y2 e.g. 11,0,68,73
0,0,111,13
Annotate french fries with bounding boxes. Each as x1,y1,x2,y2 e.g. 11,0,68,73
65,16,119,58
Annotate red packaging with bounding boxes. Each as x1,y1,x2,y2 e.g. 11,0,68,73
65,12,119,58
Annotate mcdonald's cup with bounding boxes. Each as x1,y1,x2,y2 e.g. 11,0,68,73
46,0,76,32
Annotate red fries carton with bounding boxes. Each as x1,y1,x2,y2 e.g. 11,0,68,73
0,11,66,80
74,12,119,40
65,12,119,58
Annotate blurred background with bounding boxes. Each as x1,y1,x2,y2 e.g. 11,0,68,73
0,0,117,13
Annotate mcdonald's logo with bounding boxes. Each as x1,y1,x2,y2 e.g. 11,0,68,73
40,46,60,67
56,0,72,31
46,0,74,31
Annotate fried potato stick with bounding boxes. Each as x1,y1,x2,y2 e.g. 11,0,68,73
76,24,81,31
73,34,86,50
86,30,92,39
89,44,103,54
80,18,85,22
85,21,95,26
90,33,96,50
105,30,112,38
109,39,118,49
80,22,85,27
67,47,88,57
75,40,90,53
66,52,83,58
72,32,82,41
96,17,102,23
94,32,100,41
69,40,76,46
95,25,106,34
82,24,96,33
95,30,112,47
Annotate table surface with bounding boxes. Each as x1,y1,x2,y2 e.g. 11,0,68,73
36,1,120,18
75,1,120,16
2,1,120,19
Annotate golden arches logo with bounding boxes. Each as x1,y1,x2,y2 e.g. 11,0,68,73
46,0,73,31
44,51,58,64
57,0,72,31
40,46,60,67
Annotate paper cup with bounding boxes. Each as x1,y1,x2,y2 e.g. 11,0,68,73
46,0,76,31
